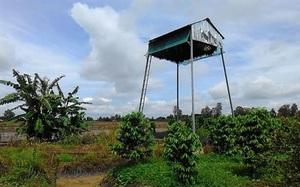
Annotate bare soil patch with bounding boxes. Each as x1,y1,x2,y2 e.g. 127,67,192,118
56,173,107,187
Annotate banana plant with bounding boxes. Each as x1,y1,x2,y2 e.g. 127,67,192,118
0,69,90,141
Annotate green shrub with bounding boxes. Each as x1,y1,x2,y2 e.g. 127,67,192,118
209,109,281,176
236,109,281,174
279,118,300,186
209,115,236,154
110,112,155,161
164,121,201,185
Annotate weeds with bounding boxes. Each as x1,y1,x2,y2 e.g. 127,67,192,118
0,128,123,186
0,147,53,186
103,154,258,187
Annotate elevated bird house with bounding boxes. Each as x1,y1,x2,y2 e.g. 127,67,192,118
147,18,224,64
139,18,233,132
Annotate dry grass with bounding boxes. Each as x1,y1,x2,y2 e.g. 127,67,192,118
87,121,119,130
153,121,168,128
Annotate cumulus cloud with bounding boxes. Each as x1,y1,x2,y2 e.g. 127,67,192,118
0,33,18,72
143,97,174,117
209,81,227,100
70,3,146,97
82,97,93,102
243,76,278,99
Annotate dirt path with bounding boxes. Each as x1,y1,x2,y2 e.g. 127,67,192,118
56,174,106,187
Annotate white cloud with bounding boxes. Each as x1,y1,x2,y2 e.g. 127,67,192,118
100,97,112,103
143,97,173,117
0,32,18,72
243,76,278,99
209,81,227,100
82,97,93,102
70,3,146,97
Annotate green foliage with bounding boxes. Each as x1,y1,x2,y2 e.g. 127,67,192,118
103,154,258,187
110,111,155,161
164,121,201,185
209,108,281,175
235,109,281,173
278,117,300,186
198,153,252,187
2,109,15,121
57,153,74,162
102,158,173,187
0,148,51,186
209,115,236,154
0,69,90,141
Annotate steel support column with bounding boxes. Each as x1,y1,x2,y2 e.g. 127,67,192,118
176,63,179,120
220,48,234,117
190,37,196,133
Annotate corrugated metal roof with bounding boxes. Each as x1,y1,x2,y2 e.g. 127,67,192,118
147,18,223,63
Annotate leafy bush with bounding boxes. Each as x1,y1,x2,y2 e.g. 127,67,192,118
209,109,281,176
209,115,236,154
110,112,155,161
279,118,300,186
236,109,281,173
164,121,201,185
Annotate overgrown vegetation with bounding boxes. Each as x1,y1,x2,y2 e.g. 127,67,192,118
0,147,53,186
0,128,122,187
101,154,255,187
0,70,90,141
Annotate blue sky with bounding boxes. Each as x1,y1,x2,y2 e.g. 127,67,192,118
0,0,299,118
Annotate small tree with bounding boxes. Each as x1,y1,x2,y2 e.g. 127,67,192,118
3,109,15,121
277,104,291,117
290,103,298,116
164,121,201,185
211,102,222,117
110,112,154,161
201,106,212,118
